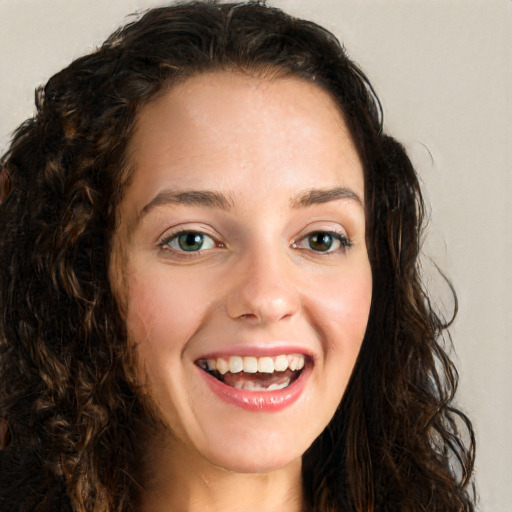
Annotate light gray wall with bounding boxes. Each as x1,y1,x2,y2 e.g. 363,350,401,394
1,1,510,510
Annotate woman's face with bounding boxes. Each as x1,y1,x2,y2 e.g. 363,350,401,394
110,71,372,474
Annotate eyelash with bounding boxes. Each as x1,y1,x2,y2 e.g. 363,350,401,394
159,229,352,257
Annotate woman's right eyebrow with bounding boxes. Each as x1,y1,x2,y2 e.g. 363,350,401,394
130,189,234,234
138,189,235,220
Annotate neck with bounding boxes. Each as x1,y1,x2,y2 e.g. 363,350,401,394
135,429,304,512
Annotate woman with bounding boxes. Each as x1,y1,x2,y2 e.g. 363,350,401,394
0,2,475,511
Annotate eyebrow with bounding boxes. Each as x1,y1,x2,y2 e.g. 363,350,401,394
137,185,363,224
290,186,363,208
139,189,234,219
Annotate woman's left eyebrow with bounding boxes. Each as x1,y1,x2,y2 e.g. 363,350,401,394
290,186,363,208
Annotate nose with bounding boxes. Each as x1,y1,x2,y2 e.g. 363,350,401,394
224,249,301,325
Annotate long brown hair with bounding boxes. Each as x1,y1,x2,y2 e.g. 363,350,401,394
0,2,475,510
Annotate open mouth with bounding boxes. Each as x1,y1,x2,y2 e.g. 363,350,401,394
196,354,307,391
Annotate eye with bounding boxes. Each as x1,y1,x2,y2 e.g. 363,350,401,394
163,231,217,252
293,231,351,253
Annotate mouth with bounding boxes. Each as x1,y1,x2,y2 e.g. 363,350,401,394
196,354,306,392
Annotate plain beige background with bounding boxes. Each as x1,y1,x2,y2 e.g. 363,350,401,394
1,0,511,510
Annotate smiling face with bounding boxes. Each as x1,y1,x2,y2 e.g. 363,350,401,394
110,71,372,475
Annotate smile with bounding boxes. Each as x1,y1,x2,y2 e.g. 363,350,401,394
195,353,310,411
197,354,306,391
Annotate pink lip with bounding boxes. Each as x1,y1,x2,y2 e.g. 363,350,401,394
197,363,310,412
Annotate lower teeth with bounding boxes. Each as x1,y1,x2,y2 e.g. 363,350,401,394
232,380,291,391
205,367,300,391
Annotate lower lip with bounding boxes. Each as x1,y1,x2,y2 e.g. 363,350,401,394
198,365,310,412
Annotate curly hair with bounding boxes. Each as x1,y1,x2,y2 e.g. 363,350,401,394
0,2,475,511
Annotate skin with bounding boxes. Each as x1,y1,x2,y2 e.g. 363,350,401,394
110,71,372,512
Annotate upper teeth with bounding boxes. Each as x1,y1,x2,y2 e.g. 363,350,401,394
200,354,305,375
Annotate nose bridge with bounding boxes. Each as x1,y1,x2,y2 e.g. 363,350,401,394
225,240,300,324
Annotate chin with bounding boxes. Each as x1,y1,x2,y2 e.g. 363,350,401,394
189,415,320,475
203,443,304,475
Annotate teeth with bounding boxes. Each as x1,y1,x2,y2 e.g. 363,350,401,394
258,356,274,373
199,353,306,374
242,356,258,373
289,355,305,371
229,356,243,373
267,382,289,391
238,379,292,391
216,358,229,375
274,354,288,372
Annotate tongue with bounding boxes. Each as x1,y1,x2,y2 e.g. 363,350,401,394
222,369,296,389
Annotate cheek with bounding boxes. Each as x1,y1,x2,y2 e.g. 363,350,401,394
124,269,213,359
311,263,372,355
300,261,372,425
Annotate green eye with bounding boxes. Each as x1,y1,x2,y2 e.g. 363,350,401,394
167,232,216,252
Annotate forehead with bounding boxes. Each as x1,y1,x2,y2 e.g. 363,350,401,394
121,71,364,222
134,71,360,159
